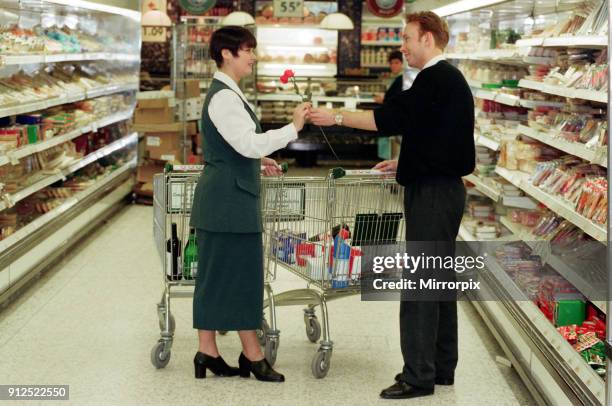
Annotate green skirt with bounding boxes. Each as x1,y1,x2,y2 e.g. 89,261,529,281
193,229,263,330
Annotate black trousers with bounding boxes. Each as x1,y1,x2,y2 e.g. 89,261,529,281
399,175,466,389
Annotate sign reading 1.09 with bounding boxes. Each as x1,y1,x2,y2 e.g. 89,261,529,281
179,0,216,15
274,0,304,18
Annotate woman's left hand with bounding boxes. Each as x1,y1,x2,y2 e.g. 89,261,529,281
261,157,283,176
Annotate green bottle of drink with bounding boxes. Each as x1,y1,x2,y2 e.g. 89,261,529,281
183,228,198,280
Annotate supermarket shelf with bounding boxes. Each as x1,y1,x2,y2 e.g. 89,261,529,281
0,82,139,119
0,132,137,212
500,216,607,313
361,41,402,46
495,166,607,242
518,125,607,168
464,173,502,202
468,80,567,108
482,253,605,403
516,35,607,48
522,56,556,65
519,79,607,104
44,0,141,19
446,49,523,62
0,52,139,66
0,157,136,253
475,132,500,151
0,108,134,167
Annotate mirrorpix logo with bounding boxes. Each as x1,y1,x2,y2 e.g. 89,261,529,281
180,0,216,15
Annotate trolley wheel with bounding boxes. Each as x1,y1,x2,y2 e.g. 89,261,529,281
311,349,331,379
305,317,321,343
151,341,171,369
265,336,279,366
158,312,176,334
218,330,228,335
257,319,270,347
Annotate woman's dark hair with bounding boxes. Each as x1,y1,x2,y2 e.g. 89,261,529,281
210,26,257,68
388,50,403,63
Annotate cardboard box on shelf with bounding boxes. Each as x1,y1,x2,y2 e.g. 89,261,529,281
145,132,182,161
134,97,175,125
136,160,165,184
176,79,201,99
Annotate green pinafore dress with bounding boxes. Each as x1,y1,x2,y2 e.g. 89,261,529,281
190,79,264,331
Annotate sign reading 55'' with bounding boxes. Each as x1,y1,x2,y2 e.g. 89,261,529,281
274,0,304,18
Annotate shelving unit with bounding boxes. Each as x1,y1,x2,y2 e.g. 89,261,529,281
0,0,140,303
0,53,139,66
438,0,610,402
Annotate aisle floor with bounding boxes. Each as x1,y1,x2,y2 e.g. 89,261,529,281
0,204,536,406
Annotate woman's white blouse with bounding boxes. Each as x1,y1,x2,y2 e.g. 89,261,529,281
208,71,298,159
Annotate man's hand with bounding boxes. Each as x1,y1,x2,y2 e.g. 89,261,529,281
374,159,398,172
374,93,384,104
309,107,336,126
261,157,283,176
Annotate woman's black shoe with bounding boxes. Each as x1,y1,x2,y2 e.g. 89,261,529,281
194,352,240,378
238,352,285,382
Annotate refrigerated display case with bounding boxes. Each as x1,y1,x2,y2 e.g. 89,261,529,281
426,0,611,403
0,0,140,304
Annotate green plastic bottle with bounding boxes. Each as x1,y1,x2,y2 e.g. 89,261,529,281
183,228,198,279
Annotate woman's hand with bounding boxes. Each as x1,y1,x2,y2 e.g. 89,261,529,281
261,157,283,176
373,159,398,172
292,102,311,132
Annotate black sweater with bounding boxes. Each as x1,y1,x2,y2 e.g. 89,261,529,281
374,60,475,185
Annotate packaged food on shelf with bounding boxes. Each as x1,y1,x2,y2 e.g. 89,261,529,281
0,63,137,111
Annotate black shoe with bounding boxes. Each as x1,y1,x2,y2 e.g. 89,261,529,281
394,373,454,386
194,352,239,378
380,381,434,399
238,352,285,382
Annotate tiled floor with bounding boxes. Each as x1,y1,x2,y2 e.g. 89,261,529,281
0,203,536,405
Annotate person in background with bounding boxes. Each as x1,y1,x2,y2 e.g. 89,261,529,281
374,50,405,104
310,11,475,400
189,26,310,383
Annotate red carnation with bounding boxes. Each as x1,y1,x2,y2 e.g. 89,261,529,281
279,74,289,84
283,69,295,78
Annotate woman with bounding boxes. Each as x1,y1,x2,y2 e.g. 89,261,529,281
189,26,310,383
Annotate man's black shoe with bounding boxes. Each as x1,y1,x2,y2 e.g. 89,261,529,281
394,373,454,386
380,381,434,399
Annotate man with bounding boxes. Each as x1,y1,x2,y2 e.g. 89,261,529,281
374,50,405,104
310,11,475,400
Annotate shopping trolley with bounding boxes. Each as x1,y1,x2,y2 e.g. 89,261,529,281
150,164,285,369
261,168,405,378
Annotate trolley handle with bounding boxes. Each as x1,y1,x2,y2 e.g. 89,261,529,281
330,167,395,179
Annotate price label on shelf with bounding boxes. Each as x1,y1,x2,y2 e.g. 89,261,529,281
142,26,167,43
274,0,304,17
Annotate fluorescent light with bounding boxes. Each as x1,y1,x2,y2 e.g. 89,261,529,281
432,0,510,17
221,11,255,26
43,0,141,21
320,12,354,30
